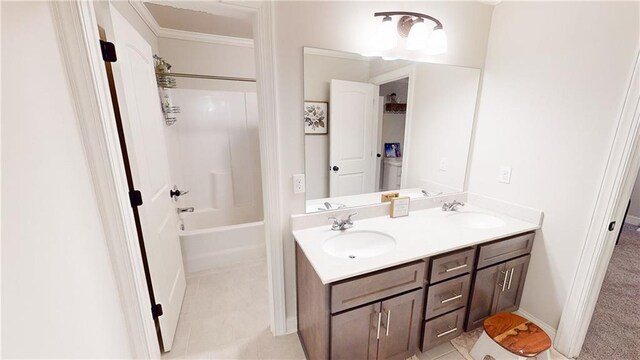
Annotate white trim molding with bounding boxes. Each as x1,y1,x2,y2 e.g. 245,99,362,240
157,27,253,48
129,0,161,35
555,50,640,358
304,47,373,61
624,214,640,226
129,0,254,48
51,1,160,357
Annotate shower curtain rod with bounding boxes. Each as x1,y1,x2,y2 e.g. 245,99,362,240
156,72,256,83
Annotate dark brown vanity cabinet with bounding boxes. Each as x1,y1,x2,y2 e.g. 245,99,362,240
296,230,535,359
296,244,425,360
465,232,534,331
331,289,423,360
421,248,474,351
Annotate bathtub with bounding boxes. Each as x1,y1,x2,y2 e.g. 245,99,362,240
179,209,265,273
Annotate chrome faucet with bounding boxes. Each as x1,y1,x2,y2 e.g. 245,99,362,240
177,207,195,214
328,213,357,231
441,200,464,212
422,190,443,197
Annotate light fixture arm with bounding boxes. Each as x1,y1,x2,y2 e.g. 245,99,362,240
373,11,443,30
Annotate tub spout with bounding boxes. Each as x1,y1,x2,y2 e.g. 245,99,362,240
177,207,195,213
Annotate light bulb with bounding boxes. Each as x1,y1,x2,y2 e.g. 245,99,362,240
426,28,447,55
374,16,397,51
406,19,429,51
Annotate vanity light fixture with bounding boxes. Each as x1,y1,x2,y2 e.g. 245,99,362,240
372,11,447,55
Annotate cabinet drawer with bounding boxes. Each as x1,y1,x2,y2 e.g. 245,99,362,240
477,232,534,269
424,274,471,319
331,262,425,313
421,307,465,351
429,248,475,283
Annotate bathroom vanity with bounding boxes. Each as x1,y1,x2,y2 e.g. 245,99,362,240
294,205,538,360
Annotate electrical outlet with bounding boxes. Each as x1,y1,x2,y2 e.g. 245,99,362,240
439,158,447,171
293,174,306,194
499,166,512,184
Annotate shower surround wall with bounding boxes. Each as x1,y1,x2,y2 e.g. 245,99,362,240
165,88,264,273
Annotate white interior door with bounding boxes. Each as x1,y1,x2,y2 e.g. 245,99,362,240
108,6,185,351
329,80,379,197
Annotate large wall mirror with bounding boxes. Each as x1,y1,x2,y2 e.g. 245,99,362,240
303,47,481,213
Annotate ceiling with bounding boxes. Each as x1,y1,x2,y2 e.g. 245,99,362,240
144,2,253,39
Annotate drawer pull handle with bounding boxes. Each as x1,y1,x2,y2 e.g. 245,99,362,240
445,264,467,272
437,327,458,338
507,268,514,290
386,310,391,336
376,312,382,340
441,294,463,304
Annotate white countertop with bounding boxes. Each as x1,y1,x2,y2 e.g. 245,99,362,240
293,205,540,284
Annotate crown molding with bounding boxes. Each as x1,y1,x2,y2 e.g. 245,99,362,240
129,1,161,35
304,47,373,62
157,27,253,48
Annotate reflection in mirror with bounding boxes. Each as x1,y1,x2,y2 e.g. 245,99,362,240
303,47,481,213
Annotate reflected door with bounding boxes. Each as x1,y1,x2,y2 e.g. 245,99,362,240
329,79,379,197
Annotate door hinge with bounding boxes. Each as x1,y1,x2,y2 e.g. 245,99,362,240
151,303,163,318
99,40,117,62
129,190,143,208
608,221,616,231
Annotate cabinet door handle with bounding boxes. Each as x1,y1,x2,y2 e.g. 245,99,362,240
507,268,514,290
441,294,463,304
437,327,458,338
385,309,391,337
445,263,467,272
499,270,508,292
376,312,382,340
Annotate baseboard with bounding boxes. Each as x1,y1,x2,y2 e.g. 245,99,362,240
625,214,640,226
516,308,557,341
285,316,298,334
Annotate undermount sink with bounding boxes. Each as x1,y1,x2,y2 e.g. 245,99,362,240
446,211,506,229
323,231,396,259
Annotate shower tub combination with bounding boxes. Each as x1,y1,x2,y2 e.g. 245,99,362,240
179,209,265,273
166,88,265,274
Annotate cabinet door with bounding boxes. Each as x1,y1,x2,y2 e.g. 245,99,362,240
377,289,423,360
496,255,531,313
331,303,380,360
466,263,505,331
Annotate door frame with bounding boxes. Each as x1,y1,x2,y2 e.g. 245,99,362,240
555,50,640,357
369,65,417,189
51,1,286,357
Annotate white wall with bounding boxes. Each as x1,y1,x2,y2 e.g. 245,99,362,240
468,1,640,329
303,53,372,199
626,169,640,223
158,37,256,92
405,63,480,194
272,0,494,323
1,2,133,357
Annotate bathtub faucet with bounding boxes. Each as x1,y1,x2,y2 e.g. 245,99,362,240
177,207,195,214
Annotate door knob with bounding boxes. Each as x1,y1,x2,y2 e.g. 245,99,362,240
332,166,339,172
377,153,382,158
169,185,189,200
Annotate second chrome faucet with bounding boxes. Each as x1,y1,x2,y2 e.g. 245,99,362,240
329,213,357,231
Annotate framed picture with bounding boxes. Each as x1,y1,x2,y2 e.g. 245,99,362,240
304,101,328,134
385,143,401,158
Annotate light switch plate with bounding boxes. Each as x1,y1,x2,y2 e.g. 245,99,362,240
499,166,512,184
439,158,447,171
293,174,306,194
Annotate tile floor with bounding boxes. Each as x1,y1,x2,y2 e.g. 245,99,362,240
163,259,305,359
164,260,568,360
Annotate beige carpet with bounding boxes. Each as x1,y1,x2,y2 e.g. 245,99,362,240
579,223,640,360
